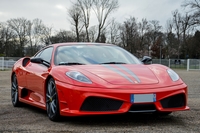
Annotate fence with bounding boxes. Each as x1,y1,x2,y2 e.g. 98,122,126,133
152,59,188,69
0,57,199,71
187,59,200,71
0,57,4,70
0,57,21,70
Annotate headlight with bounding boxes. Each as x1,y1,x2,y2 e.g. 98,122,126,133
66,71,92,84
167,69,179,81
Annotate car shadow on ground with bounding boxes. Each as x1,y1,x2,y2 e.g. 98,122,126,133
64,113,185,127
21,104,186,127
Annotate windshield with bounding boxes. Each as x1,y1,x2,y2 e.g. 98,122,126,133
54,44,141,65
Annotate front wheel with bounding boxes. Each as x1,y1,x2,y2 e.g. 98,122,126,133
11,74,21,107
46,78,60,121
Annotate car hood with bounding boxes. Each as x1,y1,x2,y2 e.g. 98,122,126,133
75,64,159,85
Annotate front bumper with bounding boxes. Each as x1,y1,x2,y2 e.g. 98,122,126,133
55,81,189,116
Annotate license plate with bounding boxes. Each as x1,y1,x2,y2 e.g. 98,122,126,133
130,94,156,103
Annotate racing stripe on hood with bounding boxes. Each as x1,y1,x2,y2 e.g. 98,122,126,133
103,65,134,83
116,65,141,83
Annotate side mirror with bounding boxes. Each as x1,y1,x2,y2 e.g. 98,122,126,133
30,57,50,67
30,57,43,64
141,56,152,64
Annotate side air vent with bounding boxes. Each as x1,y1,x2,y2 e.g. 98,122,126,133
21,88,29,98
22,58,30,67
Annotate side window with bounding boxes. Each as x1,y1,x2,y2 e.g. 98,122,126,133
38,47,53,63
34,50,43,58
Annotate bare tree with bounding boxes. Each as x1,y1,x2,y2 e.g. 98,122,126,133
51,30,76,43
108,18,120,44
144,20,163,58
148,20,162,45
172,10,183,59
40,25,53,45
180,13,193,57
165,19,177,58
93,0,119,42
119,16,139,55
138,18,151,56
165,13,192,59
7,18,30,57
76,0,93,42
0,22,15,56
27,18,45,55
166,19,174,33
151,34,164,58
68,4,84,42
27,21,33,55
182,0,200,25
89,25,98,42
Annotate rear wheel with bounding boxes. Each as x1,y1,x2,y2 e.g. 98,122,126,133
11,74,21,107
46,78,60,121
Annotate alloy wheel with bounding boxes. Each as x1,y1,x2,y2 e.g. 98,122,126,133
11,74,20,107
46,78,60,121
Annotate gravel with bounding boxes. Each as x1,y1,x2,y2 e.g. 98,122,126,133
0,69,199,133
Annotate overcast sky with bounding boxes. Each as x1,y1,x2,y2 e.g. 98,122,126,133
0,0,185,32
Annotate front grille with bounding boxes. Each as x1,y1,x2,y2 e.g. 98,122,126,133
80,97,123,111
129,104,156,112
160,93,185,108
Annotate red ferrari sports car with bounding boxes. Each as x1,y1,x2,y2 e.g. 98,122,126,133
11,43,189,121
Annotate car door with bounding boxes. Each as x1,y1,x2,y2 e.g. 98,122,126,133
26,47,53,105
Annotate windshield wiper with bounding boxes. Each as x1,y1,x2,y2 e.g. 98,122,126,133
100,62,127,64
58,62,85,65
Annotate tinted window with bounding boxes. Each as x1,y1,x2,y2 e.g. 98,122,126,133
37,47,53,63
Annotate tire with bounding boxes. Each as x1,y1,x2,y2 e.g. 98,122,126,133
46,78,60,121
11,74,21,107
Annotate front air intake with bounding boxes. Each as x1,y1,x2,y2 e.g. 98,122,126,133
160,93,186,108
80,97,123,111
129,104,156,112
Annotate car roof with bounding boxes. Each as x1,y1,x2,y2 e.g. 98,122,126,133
49,42,114,48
